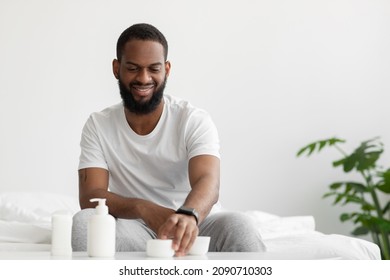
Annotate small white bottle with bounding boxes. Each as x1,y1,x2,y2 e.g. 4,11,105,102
87,198,116,257
51,210,73,257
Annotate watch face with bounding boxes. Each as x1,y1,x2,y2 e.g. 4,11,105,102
177,206,199,224
180,207,195,213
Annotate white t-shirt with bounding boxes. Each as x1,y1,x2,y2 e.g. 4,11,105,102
79,95,221,211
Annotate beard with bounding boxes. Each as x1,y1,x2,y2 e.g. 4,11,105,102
118,77,167,115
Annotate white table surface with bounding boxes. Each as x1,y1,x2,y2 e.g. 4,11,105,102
0,251,342,260
0,251,264,260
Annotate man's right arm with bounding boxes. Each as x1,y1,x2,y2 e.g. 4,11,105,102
78,168,175,233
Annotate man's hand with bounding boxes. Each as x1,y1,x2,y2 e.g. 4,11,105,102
158,213,199,256
139,202,176,234
141,203,199,256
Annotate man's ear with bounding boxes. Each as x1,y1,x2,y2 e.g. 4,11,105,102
165,60,171,78
112,59,120,79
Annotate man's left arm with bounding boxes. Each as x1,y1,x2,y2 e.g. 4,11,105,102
184,154,220,222
158,154,220,255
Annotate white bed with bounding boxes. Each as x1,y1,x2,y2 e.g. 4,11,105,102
0,191,381,260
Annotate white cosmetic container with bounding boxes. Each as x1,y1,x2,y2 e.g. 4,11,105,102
189,236,210,255
51,210,73,257
146,239,175,258
87,198,116,258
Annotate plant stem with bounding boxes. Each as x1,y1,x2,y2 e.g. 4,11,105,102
369,187,390,259
371,231,380,248
334,144,348,157
361,170,390,259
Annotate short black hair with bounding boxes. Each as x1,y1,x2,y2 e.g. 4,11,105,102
116,23,168,61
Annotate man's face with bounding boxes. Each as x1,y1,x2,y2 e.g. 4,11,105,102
113,40,170,114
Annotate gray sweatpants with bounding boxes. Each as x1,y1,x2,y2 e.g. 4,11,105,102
72,209,266,252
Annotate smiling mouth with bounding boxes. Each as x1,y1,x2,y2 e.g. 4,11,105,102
131,84,155,97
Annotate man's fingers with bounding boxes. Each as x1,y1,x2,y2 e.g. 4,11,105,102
177,227,196,255
173,215,199,255
158,214,199,255
157,215,178,240
173,219,187,251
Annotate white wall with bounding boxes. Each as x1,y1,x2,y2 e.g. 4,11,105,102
1,0,389,238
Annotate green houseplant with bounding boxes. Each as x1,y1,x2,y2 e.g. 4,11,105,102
297,137,390,259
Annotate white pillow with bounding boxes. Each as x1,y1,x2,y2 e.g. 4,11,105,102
244,210,316,238
0,191,79,244
0,191,79,224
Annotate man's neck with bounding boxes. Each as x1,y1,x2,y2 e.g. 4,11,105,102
124,100,164,136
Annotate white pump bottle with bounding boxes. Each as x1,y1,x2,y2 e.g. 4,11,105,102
87,198,116,257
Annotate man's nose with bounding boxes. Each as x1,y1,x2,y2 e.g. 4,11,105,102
136,68,152,84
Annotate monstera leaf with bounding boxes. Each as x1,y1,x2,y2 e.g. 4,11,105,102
298,137,390,259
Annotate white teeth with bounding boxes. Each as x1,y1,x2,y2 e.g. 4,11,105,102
133,85,153,92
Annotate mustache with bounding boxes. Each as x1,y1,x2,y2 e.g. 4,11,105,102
129,81,156,87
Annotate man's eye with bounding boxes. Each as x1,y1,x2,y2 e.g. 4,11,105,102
150,67,161,73
127,67,138,72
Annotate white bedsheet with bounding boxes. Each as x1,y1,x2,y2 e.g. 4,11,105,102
0,191,381,259
244,210,380,260
264,232,380,260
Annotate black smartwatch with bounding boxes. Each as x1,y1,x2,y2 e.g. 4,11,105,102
176,206,199,225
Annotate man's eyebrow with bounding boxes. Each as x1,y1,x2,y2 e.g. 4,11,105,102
124,61,163,67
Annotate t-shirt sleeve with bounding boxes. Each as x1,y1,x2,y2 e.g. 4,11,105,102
78,115,108,170
185,110,220,160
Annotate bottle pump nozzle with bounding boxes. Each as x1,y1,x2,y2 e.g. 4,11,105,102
90,198,108,215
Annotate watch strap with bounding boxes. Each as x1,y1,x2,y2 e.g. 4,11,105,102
176,206,199,225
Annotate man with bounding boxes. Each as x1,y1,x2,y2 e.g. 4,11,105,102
72,23,265,256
